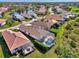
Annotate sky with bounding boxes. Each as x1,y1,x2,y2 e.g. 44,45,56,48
0,0,79,2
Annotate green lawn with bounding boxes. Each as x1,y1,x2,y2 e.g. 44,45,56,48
50,22,68,46
0,21,20,30
0,46,4,58
56,22,68,46
0,34,12,58
3,9,18,19
50,28,59,34
24,19,32,22
68,6,79,14
25,47,57,58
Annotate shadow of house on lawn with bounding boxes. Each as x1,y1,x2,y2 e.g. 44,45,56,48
0,36,12,58
19,50,35,58
32,40,50,54
22,32,51,54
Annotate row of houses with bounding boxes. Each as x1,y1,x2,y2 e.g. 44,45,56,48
2,20,56,55
2,14,66,55
18,13,77,52
10,4,48,22
27,15,65,30
1,5,54,56
54,5,77,19
10,8,37,22
2,15,63,56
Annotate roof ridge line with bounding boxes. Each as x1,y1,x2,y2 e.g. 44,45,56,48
10,34,29,50
10,33,17,50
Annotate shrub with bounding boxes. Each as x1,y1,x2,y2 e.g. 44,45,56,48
55,46,74,58
74,22,79,27
52,23,59,29
55,46,62,55
75,17,79,22
73,28,79,35
65,23,73,30
69,34,77,41
70,41,76,48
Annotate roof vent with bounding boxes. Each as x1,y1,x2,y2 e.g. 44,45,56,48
26,23,32,26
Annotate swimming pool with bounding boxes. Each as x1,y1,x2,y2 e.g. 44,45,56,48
45,38,54,47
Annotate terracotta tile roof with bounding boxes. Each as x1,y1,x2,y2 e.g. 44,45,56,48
2,30,30,51
21,13,31,18
46,15,62,21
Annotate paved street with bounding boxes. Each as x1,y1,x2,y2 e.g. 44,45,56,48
0,24,21,32
0,18,38,32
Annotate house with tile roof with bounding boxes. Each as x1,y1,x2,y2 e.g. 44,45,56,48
19,24,55,47
44,15,65,25
45,15,62,21
31,20,53,30
2,30,34,55
38,5,47,14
